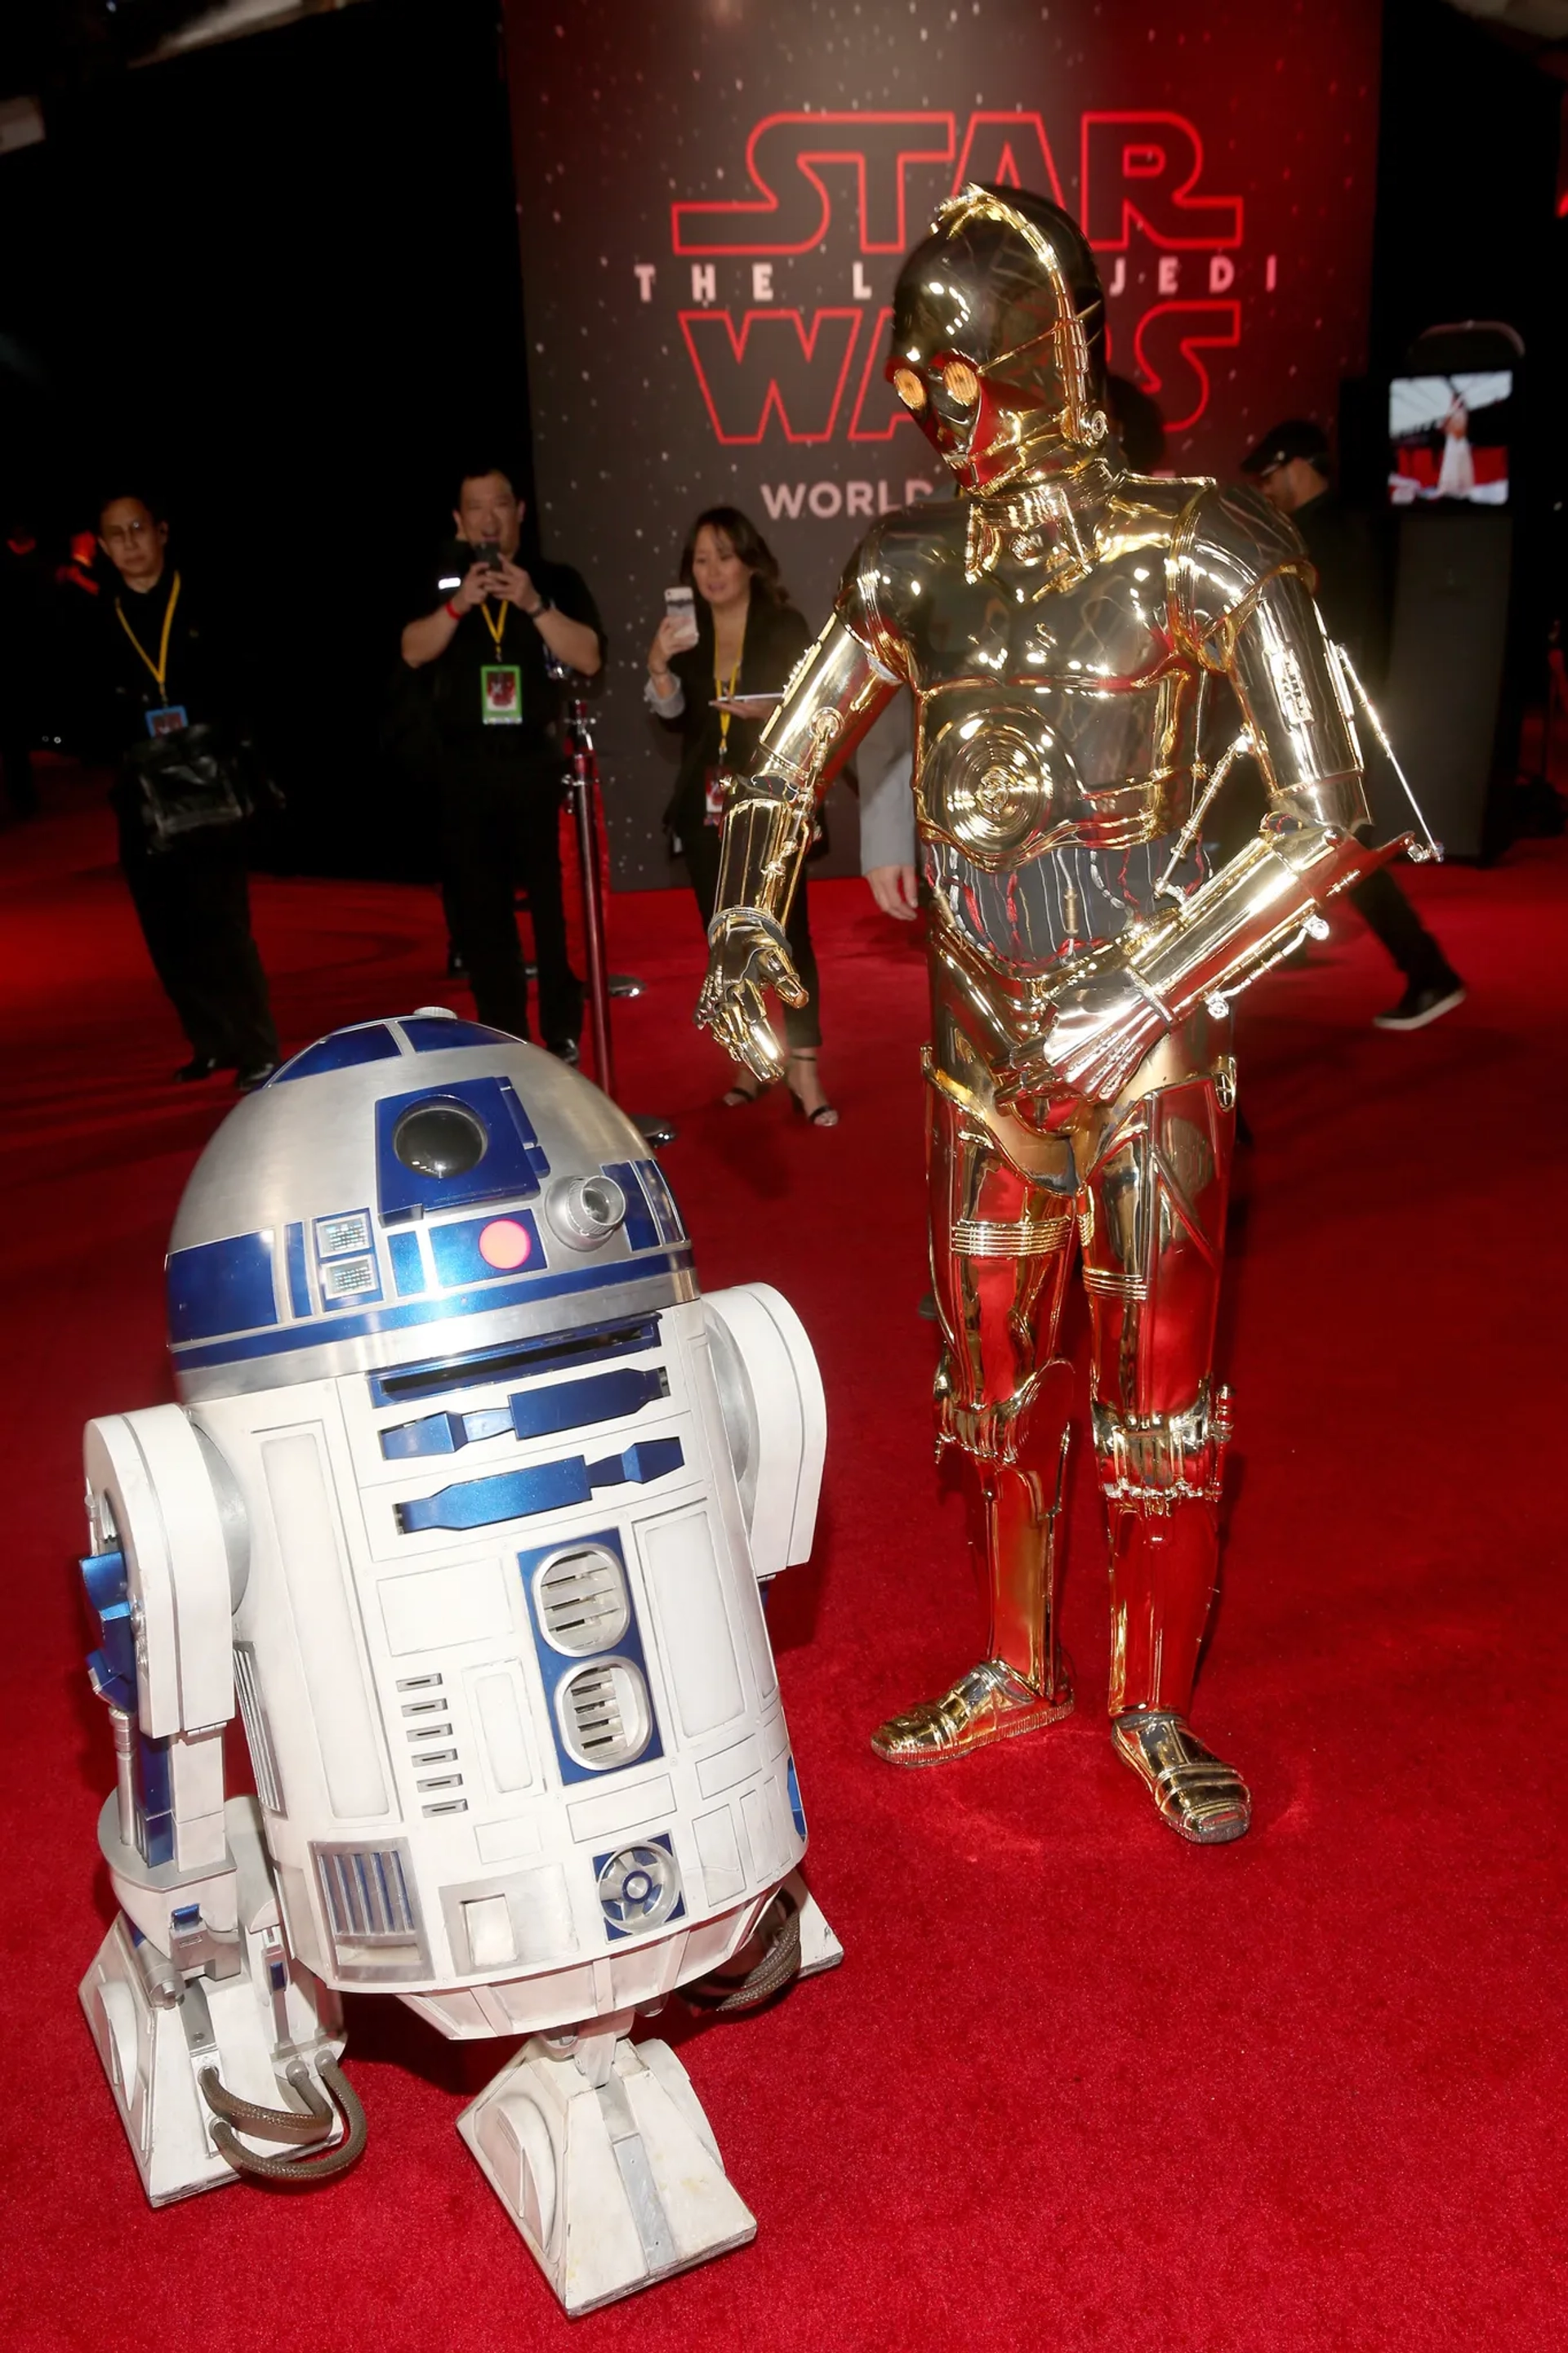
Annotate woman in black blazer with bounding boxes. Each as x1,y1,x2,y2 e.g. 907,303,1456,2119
647,506,835,1122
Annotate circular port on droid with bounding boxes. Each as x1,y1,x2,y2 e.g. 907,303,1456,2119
545,1173,626,1250
393,1100,488,1179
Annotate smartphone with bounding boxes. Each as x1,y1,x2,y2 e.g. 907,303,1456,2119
664,585,699,652
474,541,503,576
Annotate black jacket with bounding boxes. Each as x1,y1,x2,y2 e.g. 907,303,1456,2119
655,585,812,831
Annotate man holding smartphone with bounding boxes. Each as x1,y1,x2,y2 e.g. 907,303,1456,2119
402,462,604,1055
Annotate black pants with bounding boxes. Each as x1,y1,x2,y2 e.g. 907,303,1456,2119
439,751,581,1047
118,809,278,1068
1348,864,1457,990
683,818,822,1050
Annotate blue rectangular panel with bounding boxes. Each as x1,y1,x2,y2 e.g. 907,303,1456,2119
167,1231,278,1342
515,1527,663,1786
387,1229,425,1298
635,1159,687,1246
275,1024,401,1083
285,1223,311,1318
602,1162,658,1252
430,1210,544,1290
376,1077,546,1224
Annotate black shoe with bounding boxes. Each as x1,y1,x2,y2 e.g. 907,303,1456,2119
549,1037,581,1067
174,1055,224,1083
234,1061,278,1092
1373,976,1465,1032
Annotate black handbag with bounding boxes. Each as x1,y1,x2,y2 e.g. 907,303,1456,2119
129,723,268,851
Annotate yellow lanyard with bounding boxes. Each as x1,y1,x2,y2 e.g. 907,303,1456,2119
479,599,509,656
115,570,181,699
715,622,745,761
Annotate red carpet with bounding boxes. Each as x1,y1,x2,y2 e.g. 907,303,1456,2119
2,769,1564,2350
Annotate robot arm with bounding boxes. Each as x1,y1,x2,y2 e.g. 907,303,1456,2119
82,1406,247,1968
697,558,902,1076
1003,488,1401,1107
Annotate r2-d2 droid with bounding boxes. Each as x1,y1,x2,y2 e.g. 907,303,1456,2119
77,1010,837,2315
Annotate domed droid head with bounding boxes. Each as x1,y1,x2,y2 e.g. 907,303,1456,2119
885,182,1109,492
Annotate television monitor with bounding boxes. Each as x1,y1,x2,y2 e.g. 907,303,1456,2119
1388,371,1512,507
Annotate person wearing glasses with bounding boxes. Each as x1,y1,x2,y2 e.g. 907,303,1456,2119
96,488,279,1090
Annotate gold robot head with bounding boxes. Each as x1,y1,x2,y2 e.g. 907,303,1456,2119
885,185,1109,493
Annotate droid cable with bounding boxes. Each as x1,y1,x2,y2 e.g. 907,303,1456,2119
201,2055,368,2184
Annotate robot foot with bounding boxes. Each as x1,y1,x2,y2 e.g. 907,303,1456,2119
458,2018,756,2316
870,1657,1074,1767
1111,1709,1251,1844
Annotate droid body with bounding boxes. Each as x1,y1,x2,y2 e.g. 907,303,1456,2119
78,1011,835,2314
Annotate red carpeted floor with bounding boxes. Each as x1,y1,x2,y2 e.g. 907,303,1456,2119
2,769,1565,2351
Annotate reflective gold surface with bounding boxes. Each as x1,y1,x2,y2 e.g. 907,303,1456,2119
699,185,1392,1838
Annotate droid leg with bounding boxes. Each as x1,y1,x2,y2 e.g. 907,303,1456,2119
79,1796,350,2203
459,2013,756,2316
1079,1039,1250,1843
872,1092,1077,1764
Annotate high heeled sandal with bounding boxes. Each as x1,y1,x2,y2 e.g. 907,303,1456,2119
720,1071,773,1108
786,1053,839,1127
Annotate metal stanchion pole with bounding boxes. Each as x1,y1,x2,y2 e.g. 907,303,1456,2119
559,681,675,1148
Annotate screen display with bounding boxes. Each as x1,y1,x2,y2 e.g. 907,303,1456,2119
1388,372,1512,507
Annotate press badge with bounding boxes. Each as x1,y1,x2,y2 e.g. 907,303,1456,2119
481,665,522,724
145,704,189,738
703,765,729,825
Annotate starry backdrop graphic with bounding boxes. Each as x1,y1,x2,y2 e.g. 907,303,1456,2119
505,0,1380,887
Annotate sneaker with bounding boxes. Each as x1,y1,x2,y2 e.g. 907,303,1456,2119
549,1037,581,1067
234,1061,279,1092
1373,978,1466,1032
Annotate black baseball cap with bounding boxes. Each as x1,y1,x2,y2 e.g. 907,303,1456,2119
1239,418,1330,476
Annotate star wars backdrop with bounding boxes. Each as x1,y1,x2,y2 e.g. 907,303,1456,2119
506,0,1381,886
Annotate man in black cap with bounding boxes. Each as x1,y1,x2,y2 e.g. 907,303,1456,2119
1240,419,1464,1030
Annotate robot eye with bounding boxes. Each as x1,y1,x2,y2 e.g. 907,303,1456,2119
392,1101,488,1179
941,359,980,406
892,367,928,412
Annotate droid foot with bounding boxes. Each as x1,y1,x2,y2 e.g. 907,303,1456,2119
871,1657,1074,1767
459,2019,755,2315
1111,1709,1251,1844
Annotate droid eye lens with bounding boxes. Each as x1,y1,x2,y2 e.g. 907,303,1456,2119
942,359,980,405
893,367,928,412
392,1103,488,1179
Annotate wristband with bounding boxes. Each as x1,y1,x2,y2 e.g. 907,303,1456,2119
444,599,461,620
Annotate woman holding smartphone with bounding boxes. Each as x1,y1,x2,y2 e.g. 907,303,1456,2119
646,506,836,1122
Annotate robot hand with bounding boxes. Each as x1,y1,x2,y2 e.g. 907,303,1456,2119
996,963,1169,1112
697,908,808,1082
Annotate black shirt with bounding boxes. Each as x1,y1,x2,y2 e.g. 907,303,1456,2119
424,545,604,760
1290,489,1389,688
656,586,813,831
96,566,241,769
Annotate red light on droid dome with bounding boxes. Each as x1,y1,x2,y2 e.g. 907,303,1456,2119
478,1218,532,1271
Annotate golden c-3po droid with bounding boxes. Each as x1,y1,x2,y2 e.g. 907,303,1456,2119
698,185,1411,1843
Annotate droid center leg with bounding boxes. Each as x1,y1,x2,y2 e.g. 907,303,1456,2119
872,1090,1077,1764
1080,1042,1250,1843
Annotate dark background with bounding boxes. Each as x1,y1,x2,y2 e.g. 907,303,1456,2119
0,0,1565,883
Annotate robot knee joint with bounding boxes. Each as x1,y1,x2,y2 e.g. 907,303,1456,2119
1092,1380,1233,1511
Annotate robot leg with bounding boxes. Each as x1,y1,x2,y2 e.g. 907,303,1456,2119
79,1797,351,2202
872,1090,1077,1765
460,2012,757,2315
1080,1045,1250,1842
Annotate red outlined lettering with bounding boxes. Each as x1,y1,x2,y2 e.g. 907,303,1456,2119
1132,300,1242,430
679,308,862,443
672,114,955,256
846,307,916,441
951,114,1066,205
1081,113,1242,250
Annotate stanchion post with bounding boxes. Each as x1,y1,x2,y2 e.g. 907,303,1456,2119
557,678,676,1148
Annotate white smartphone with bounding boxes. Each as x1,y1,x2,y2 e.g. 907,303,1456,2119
663,585,699,651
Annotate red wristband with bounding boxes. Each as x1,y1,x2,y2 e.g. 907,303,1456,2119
444,599,461,620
